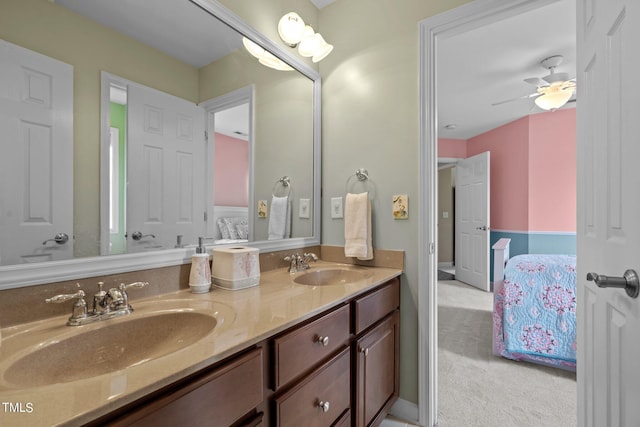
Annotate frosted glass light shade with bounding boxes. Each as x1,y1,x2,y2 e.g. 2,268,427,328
243,37,292,71
534,85,573,110
259,51,293,71
242,37,264,59
299,33,325,57
278,12,306,46
312,41,333,63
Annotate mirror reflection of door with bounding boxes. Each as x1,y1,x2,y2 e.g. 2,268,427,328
201,86,253,244
101,73,207,254
0,40,74,265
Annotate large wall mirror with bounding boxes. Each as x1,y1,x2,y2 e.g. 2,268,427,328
0,0,320,289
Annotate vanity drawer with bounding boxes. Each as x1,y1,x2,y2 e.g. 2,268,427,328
273,304,350,389
274,347,351,427
353,278,400,334
112,347,263,427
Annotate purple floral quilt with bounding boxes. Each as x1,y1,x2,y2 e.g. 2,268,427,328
494,254,577,370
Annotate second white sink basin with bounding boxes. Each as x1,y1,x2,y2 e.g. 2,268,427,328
293,268,372,286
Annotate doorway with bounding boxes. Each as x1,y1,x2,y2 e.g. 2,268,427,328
418,0,576,424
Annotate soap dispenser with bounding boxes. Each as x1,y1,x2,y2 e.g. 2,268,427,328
189,237,213,293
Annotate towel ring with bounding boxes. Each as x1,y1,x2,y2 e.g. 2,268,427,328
345,169,375,199
272,176,292,197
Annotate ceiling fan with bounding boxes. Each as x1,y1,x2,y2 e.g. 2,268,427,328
493,55,576,111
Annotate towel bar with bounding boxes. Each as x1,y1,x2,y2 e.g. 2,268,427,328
272,176,292,197
346,169,375,198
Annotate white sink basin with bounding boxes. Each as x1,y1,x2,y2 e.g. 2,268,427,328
293,268,372,286
2,309,222,387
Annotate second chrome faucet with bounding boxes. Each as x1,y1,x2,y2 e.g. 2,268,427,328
285,253,318,273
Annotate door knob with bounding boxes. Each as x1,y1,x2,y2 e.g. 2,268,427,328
131,231,156,241
43,233,69,245
586,270,639,298
476,226,489,231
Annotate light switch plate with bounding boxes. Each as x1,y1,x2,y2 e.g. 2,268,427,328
331,197,343,218
299,198,310,219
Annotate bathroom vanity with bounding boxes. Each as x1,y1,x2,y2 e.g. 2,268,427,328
0,262,401,427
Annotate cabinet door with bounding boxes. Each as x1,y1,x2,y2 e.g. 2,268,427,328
354,311,399,427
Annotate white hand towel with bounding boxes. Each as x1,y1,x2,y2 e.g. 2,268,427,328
268,195,291,240
344,192,373,260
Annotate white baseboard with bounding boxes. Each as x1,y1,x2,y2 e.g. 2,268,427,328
437,262,453,268
390,398,419,424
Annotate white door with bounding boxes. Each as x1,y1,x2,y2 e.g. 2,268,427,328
0,40,73,265
455,151,490,291
577,0,640,425
127,83,205,252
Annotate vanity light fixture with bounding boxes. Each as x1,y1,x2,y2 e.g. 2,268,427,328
242,37,293,71
277,12,333,62
278,12,306,47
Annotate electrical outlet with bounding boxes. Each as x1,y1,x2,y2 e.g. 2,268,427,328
331,197,343,219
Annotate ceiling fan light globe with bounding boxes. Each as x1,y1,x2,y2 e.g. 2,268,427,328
534,88,573,110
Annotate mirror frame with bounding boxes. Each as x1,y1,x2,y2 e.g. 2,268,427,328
0,0,321,290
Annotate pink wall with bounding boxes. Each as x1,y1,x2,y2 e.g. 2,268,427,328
528,109,576,231
467,117,530,232
464,109,576,233
214,133,249,206
438,138,467,158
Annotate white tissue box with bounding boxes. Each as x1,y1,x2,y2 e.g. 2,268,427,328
211,246,260,290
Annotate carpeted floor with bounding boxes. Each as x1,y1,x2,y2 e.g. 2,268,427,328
437,280,577,427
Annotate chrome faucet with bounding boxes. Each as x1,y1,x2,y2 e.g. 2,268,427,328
284,252,318,273
46,281,148,326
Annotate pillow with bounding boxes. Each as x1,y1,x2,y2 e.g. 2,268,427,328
235,221,249,240
222,217,239,239
217,218,231,239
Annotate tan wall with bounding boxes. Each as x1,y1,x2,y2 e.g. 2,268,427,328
318,0,471,404
438,167,455,264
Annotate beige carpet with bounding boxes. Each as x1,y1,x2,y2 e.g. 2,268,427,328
437,280,577,427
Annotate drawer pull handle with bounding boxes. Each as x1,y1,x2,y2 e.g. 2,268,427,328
316,335,329,347
318,400,330,412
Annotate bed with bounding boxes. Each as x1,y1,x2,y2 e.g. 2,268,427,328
212,206,249,245
492,238,577,371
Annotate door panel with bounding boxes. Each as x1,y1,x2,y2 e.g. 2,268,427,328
577,0,640,425
0,40,73,265
454,151,490,291
127,83,205,252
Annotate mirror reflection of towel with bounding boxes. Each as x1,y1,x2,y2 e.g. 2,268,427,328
344,192,373,260
268,196,291,240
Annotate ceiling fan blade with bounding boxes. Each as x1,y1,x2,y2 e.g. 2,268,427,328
492,92,540,106
524,77,548,87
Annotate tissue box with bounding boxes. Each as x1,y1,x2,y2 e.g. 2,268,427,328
211,246,260,290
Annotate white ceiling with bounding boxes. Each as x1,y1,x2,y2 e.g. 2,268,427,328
437,0,576,140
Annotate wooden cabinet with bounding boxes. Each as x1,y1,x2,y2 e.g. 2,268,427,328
273,304,350,389
354,312,399,427
274,347,351,427
101,347,264,427
353,278,401,427
94,276,400,427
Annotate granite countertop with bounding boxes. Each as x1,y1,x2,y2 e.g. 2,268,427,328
0,261,401,426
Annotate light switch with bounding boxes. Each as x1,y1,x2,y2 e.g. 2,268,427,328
299,198,310,219
442,211,449,219
331,197,343,219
